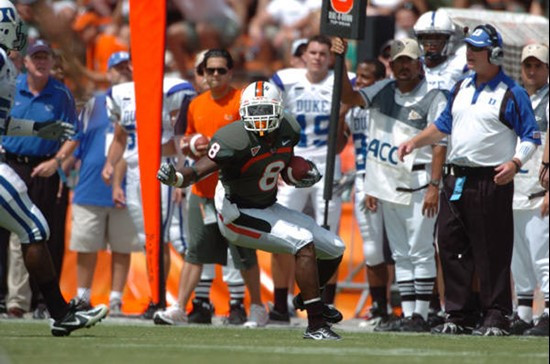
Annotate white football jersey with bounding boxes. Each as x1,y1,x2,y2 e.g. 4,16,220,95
106,78,196,168
345,107,369,173
424,45,467,92
271,68,355,162
0,48,18,140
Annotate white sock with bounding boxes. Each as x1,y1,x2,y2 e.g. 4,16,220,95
401,300,415,318
110,291,122,302
414,300,430,321
77,288,91,303
517,305,533,322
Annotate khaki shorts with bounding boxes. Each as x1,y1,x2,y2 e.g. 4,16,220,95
186,193,256,270
70,204,140,253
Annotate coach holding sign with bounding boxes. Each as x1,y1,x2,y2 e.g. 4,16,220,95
398,25,541,336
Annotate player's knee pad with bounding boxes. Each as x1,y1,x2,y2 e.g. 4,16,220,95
364,243,385,267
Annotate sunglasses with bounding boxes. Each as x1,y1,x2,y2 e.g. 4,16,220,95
467,44,486,52
205,67,228,75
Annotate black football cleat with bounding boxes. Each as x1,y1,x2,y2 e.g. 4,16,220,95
50,300,108,337
303,325,342,340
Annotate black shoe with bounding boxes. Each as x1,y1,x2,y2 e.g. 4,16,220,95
50,300,108,337
359,305,389,329
427,310,446,329
72,298,93,311
374,315,404,332
188,298,214,324
32,303,50,319
431,321,472,335
509,314,533,335
267,302,291,324
472,326,510,336
292,295,343,324
303,325,341,340
141,301,161,320
225,302,247,325
524,313,549,336
400,313,430,332
0,300,6,314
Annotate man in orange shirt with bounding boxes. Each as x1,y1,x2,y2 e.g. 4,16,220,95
153,49,268,327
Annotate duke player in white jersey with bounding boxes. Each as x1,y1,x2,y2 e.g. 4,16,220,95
101,64,196,316
268,35,354,320
414,9,467,92
509,44,549,336
342,59,393,329
0,0,108,336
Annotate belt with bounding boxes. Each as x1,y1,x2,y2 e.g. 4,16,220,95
528,190,547,200
4,152,52,165
412,164,426,171
445,164,496,178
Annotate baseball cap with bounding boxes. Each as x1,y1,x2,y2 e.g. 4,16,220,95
26,40,52,56
390,38,421,61
521,43,549,64
291,38,308,57
107,51,130,69
464,25,503,48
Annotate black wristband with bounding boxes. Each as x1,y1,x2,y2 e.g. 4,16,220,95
511,159,521,173
543,162,550,168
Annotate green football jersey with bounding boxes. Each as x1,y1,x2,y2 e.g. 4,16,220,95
208,115,301,208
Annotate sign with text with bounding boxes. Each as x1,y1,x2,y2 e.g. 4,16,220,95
320,0,367,39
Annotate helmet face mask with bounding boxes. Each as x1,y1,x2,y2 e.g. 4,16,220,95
0,0,27,51
240,81,283,136
414,10,454,62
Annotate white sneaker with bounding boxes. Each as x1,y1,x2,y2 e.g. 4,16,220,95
243,303,268,328
153,305,188,325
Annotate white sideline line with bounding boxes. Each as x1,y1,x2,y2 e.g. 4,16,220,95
96,343,549,358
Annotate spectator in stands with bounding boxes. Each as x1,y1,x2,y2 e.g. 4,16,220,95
166,0,246,75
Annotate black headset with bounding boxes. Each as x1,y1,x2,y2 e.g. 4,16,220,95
472,24,504,66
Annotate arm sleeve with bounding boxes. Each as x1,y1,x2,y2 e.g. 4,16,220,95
433,87,456,135
105,88,120,123
506,86,542,145
428,91,449,146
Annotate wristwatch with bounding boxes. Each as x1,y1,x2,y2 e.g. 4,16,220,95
429,179,440,188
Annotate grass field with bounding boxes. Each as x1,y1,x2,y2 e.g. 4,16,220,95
0,319,548,364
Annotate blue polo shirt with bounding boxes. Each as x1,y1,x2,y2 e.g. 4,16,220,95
2,73,77,157
72,93,120,207
434,69,540,166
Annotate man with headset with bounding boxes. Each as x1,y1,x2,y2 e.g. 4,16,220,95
398,24,541,336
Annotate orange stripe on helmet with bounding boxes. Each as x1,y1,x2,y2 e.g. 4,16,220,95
255,81,264,97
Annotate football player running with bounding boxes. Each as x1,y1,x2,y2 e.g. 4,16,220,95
0,0,108,335
158,81,346,340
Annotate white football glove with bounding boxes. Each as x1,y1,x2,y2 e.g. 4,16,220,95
295,160,322,188
34,120,75,142
157,162,181,186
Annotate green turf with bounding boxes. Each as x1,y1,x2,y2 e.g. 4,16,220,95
0,321,548,364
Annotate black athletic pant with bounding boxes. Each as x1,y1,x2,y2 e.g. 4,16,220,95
1,156,69,308
437,167,514,329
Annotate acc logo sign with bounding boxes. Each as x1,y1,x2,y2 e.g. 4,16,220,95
330,0,353,14
367,139,398,165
